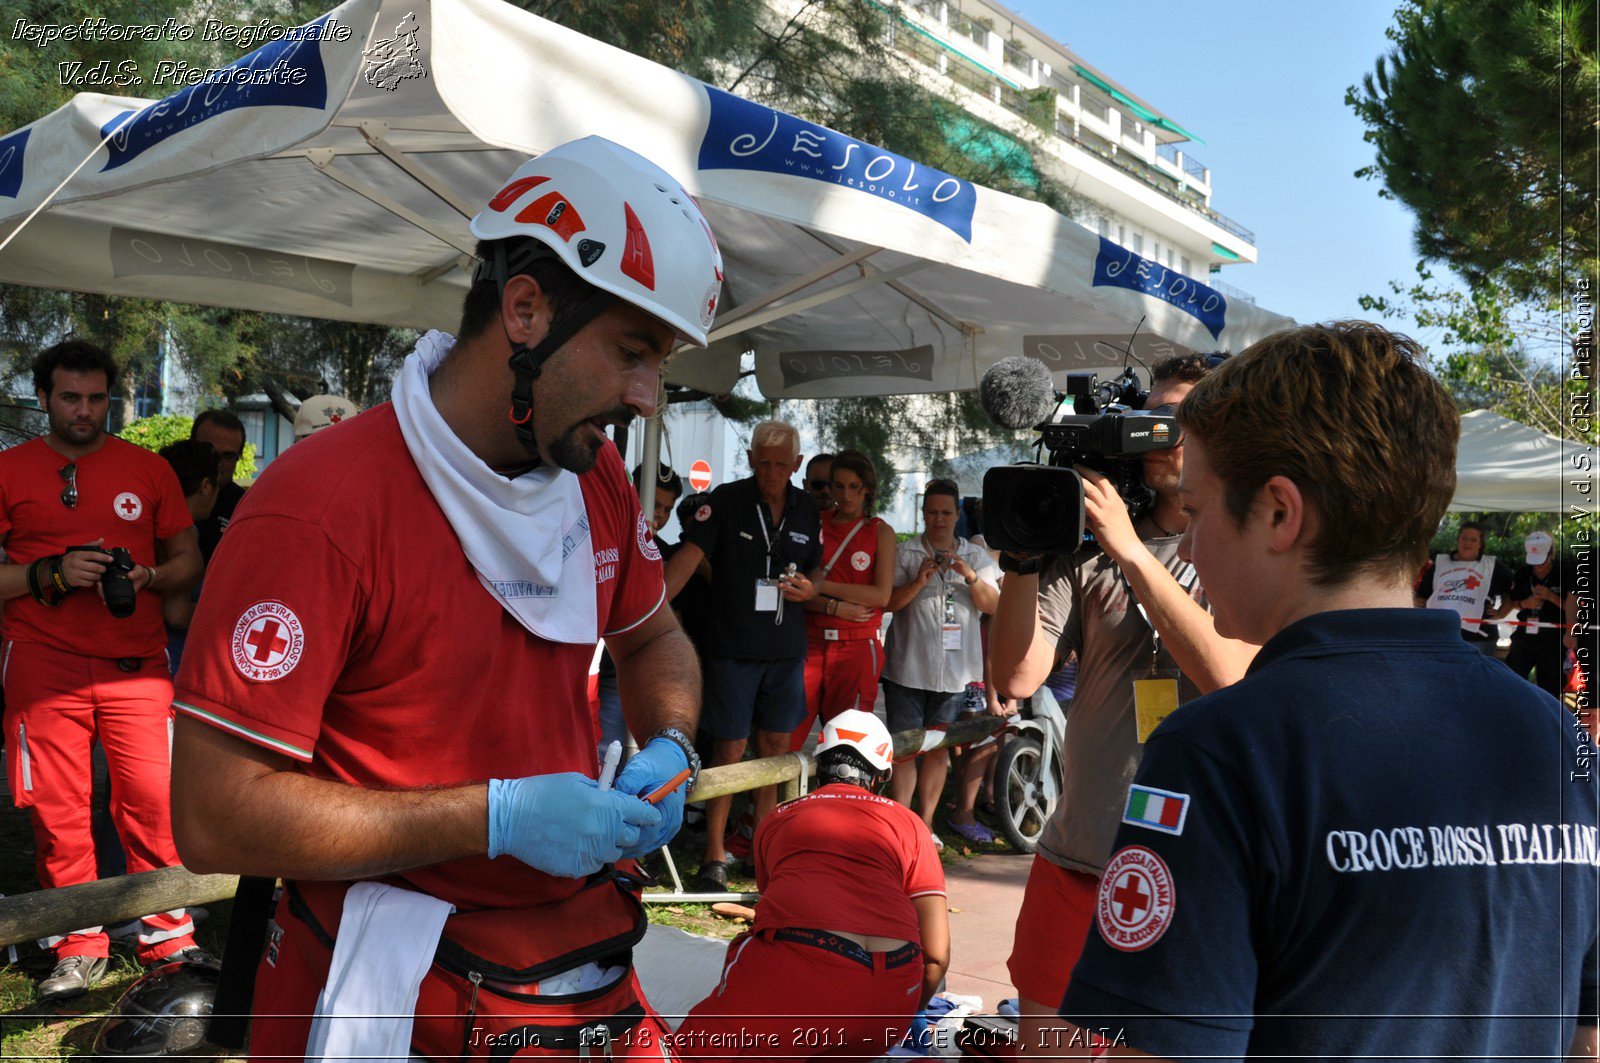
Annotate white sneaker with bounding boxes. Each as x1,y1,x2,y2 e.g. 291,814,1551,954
930,831,945,852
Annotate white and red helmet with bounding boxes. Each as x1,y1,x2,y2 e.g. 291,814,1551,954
470,136,724,346
817,709,896,773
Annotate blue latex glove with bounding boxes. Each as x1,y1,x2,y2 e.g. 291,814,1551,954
487,773,661,878
612,737,690,857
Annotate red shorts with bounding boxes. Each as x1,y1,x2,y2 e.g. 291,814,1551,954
791,637,883,750
1006,856,1100,1008
676,928,922,1063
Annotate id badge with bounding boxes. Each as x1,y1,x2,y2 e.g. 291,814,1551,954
755,578,780,612
942,623,963,650
1132,667,1181,744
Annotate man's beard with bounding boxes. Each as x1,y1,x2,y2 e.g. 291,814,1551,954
546,407,634,473
52,418,101,446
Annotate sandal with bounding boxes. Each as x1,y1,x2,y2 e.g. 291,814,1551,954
948,820,995,845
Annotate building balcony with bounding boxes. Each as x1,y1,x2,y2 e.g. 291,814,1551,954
889,6,1256,249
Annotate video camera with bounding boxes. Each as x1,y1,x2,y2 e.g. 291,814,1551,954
978,359,1181,555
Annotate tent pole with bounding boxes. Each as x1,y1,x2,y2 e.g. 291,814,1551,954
705,261,929,345
639,412,663,517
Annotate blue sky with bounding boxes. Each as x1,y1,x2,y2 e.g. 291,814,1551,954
1017,0,1426,331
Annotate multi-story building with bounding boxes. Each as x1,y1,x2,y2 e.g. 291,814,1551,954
887,0,1257,302
630,0,1264,533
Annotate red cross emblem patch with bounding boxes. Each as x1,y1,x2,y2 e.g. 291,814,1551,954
230,601,306,683
636,511,661,562
113,492,143,521
1096,845,1176,952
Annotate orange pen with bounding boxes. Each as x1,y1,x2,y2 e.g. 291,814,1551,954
643,768,694,804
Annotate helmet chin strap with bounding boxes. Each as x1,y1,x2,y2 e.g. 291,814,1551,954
478,241,616,459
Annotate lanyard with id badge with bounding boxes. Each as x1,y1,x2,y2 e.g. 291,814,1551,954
753,504,794,622
1130,562,1197,743
923,537,963,651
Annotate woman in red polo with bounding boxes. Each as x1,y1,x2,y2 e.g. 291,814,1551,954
791,449,896,749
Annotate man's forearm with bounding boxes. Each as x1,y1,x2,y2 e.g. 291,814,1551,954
990,575,1054,699
0,562,33,602
149,552,201,594
616,625,700,741
173,718,487,880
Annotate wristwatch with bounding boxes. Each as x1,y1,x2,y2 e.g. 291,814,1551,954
998,552,1046,576
649,727,701,793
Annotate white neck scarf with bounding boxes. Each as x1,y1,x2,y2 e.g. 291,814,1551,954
392,331,596,644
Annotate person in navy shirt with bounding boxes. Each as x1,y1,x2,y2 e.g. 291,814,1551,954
1059,321,1598,1060
666,420,823,892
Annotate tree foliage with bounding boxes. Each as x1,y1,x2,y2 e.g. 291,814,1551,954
119,412,260,479
1348,0,1598,303
0,1,413,426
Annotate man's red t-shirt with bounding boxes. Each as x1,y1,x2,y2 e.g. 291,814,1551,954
0,436,191,658
753,782,944,942
174,405,665,910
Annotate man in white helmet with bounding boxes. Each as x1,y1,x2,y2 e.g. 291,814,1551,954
674,709,950,1061
169,137,720,1059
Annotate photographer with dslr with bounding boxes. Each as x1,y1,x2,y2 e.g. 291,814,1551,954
987,353,1256,1052
0,341,205,1003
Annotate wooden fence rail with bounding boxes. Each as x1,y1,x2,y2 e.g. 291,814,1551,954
0,714,1008,946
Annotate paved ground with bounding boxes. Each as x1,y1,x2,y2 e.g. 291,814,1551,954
941,851,1030,1006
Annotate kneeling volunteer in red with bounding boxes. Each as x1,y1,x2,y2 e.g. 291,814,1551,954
677,710,949,1062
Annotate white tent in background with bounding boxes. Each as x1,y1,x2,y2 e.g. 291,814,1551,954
1452,409,1595,513
0,0,1293,404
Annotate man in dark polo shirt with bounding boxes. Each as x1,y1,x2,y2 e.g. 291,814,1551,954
189,409,248,564
666,419,823,892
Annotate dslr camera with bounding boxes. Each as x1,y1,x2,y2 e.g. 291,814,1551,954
67,544,139,618
982,370,1180,555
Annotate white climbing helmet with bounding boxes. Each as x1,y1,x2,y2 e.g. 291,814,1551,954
469,136,724,346
817,709,895,773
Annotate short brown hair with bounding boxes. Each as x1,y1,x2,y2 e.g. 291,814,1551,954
831,449,879,512
1176,321,1457,585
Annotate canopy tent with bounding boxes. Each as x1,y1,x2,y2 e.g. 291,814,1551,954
0,0,1293,403
1452,409,1595,513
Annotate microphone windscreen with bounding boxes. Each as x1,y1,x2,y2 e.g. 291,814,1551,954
979,356,1058,430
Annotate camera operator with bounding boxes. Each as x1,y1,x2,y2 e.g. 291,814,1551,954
988,353,1257,1052
0,341,206,1003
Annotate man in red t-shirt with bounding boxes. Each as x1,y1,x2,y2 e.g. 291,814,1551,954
169,137,723,1058
677,710,949,1063
0,340,205,1002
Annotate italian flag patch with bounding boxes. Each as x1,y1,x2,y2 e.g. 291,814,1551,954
1122,785,1189,836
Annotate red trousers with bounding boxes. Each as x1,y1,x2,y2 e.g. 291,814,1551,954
790,637,883,751
676,929,922,1063
3,640,195,962
252,885,674,1061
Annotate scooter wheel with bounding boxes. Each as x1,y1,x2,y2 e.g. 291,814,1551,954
993,734,1060,853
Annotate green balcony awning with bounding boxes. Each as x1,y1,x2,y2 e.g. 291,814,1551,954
1070,65,1205,145
1211,242,1242,261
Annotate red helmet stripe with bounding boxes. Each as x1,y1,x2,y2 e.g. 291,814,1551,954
515,191,586,242
620,202,656,291
488,175,549,213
